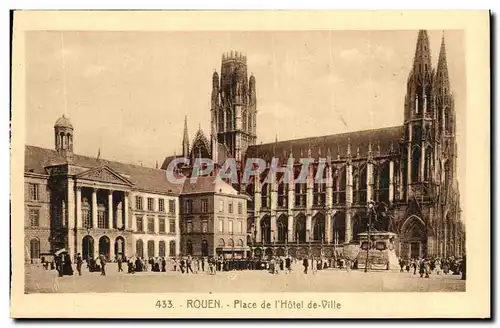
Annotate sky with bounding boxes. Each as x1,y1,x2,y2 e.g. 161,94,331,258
25,30,465,195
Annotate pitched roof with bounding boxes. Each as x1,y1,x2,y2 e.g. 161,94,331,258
25,145,182,195
181,175,238,196
245,126,403,163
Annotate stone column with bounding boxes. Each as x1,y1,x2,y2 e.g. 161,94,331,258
406,126,412,199
367,161,373,202
306,214,312,242
154,240,159,257
154,215,159,234
67,179,75,260
76,186,82,228
420,144,425,182
131,236,136,257
326,166,333,244
92,188,98,228
270,214,277,243
389,160,395,203
123,191,129,230
109,239,115,261
287,174,295,242
287,214,294,243
108,190,113,229
254,176,261,243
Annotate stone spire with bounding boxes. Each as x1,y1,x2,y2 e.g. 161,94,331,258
435,32,450,94
182,115,189,157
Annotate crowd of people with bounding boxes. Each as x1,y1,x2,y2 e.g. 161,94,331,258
398,256,466,280
38,251,465,281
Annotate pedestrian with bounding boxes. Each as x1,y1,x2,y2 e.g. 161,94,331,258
419,259,425,278
201,257,205,272
302,257,309,274
186,256,194,274
180,257,185,273
285,256,292,274
425,259,431,278
99,253,107,276
76,253,83,276
161,257,167,272
312,257,318,275
117,255,123,272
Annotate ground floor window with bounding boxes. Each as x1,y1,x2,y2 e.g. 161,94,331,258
159,241,166,257
30,238,40,260
169,240,176,256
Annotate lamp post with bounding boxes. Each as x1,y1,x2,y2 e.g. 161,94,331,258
364,200,375,273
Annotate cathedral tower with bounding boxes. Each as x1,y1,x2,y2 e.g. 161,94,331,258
211,51,257,166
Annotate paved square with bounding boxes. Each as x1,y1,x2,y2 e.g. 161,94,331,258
25,264,465,293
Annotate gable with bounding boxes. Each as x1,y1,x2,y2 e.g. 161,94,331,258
76,165,133,186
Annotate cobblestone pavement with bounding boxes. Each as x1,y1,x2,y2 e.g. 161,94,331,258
25,264,465,293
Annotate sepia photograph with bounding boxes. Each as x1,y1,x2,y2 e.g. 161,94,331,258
10,10,490,318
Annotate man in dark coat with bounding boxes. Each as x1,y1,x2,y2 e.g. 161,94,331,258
117,255,123,272
302,257,309,274
285,256,292,274
99,254,107,276
76,253,83,276
161,257,167,272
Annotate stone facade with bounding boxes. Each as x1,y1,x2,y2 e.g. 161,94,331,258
162,29,465,259
179,177,248,258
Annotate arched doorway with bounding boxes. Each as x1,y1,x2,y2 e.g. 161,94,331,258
114,236,125,259
352,214,363,242
147,240,155,258
260,215,271,244
169,240,176,257
159,241,166,257
401,215,427,259
82,235,95,260
30,238,40,262
277,215,287,243
313,213,325,242
186,240,193,255
98,236,110,260
332,212,346,245
295,214,306,243
201,240,209,256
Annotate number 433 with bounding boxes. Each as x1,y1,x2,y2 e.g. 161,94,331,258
156,300,173,308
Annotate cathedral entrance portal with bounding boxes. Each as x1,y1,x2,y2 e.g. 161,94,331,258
400,216,427,259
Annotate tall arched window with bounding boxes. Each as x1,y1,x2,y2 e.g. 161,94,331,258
226,109,233,130
313,215,325,242
147,240,155,258
379,162,390,202
277,180,287,208
136,239,144,258
424,146,432,181
411,146,421,183
186,240,193,255
218,110,225,132
277,216,287,243
261,183,269,208
30,238,40,261
242,110,247,132
201,240,209,256
359,166,367,204
260,216,271,244
169,240,176,257
159,241,166,257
